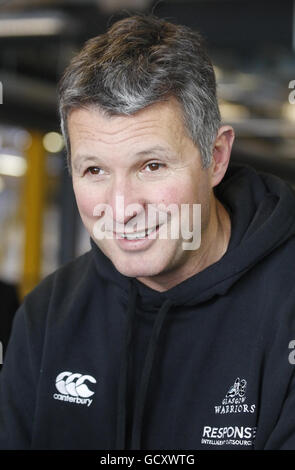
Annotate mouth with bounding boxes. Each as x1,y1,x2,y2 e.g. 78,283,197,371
116,225,159,240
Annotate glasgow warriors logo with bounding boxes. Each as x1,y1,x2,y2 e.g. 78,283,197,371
214,377,256,415
226,377,247,398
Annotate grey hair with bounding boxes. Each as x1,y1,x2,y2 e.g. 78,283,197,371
58,14,221,171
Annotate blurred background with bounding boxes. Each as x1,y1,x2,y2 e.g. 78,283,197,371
0,0,294,309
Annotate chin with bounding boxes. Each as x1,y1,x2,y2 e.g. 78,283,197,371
113,257,166,279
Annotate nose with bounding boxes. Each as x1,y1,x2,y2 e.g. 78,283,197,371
107,175,146,227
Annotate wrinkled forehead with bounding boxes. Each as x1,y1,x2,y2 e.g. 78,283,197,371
67,99,193,159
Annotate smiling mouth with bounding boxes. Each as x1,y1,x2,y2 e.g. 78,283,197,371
115,225,159,240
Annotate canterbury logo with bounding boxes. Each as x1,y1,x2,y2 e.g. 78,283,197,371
53,371,96,407
55,371,96,397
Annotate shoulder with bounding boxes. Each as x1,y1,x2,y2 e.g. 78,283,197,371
16,249,96,335
24,249,95,307
6,250,96,367
264,234,295,277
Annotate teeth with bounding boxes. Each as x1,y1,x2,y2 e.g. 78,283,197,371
124,231,146,240
122,227,155,240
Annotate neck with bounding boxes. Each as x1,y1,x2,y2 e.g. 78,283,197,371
137,196,231,292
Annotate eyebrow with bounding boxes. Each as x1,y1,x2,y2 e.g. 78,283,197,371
72,145,177,171
134,145,177,159
73,155,101,172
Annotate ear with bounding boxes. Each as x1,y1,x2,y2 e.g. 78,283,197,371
210,125,235,188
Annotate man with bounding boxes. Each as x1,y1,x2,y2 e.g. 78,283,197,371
1,14,295,450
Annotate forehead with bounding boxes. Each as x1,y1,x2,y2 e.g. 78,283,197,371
67,98,190,153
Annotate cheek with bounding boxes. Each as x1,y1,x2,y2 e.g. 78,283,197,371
151,184,184,206
73,182,103,218
155,185,198,207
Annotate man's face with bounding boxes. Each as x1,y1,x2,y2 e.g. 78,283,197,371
69,98,215,282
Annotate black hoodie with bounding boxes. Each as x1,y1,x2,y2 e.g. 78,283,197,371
1,163,295,450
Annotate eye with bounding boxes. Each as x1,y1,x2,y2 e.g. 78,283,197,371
85,166,105,176
144,162,165,172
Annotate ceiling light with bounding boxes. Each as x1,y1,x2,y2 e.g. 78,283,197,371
0,13,67,37
43,132,64,153
0,154,27,177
